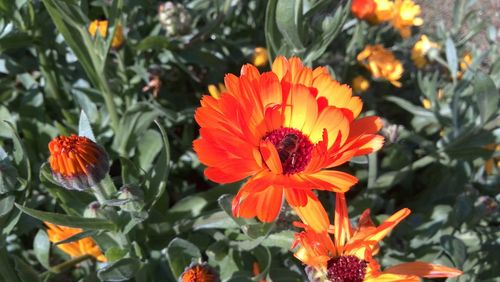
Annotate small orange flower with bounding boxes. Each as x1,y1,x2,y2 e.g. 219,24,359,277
366,0,394,24
457,53,472,80
484,144,500,175
352,76,370,94
252,47,269,68
45,222,106,262
422,98,431,109
180,263,218,282
207,83,227,99
412,35,440,68
292,194,463,281
390,0,423,38
351,0,376,21
88,20,124,49
357,44,403,87
194,57,384,232
48,135,109,191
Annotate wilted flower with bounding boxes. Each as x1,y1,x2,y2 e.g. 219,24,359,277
292,194,463,282
158,2,192,37
180,263,218,282
88,20,124,49
351,0,376,21
352,75,370,94
390,0,423,38
357,44,403,87
142,67,163,98
48,135,109,191
367,0,394,24
207,83,227,99
251,47,269,68
194,56,384,232
45,222,106,262
412,35,440,68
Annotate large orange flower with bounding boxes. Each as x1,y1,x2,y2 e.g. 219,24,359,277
292,194,463,281
45,222,106,262
194,57,384,232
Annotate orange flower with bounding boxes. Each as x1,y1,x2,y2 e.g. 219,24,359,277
252,47,269,68
457,53,472,80
351,0,376,21
292,194,463,281
193,56,384,232
357,44,403,87
88,20,124,49
390,0,423,38
45,222,106,262
48,135,109,191
484,144,500,175
366,0,394,24
180,263,217,282
411,35,440,68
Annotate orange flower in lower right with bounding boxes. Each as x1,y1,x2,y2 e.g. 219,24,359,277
291,194,463,281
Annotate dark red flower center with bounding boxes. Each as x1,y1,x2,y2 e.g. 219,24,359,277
262,128,313,174
326,255,367,282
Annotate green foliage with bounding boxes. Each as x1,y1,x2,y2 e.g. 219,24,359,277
0,0,498,281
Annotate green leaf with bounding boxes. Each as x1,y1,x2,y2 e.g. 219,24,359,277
4,121,31,188
0,195,15,217
144,121,170,211
385,96,436,118
136,129,163,172
275,0,304,52
166,238,202,279
265,0,282,60
253,246,271,281
474,73,499,123
54,230,99,246
0,245,20,282
33,230,51,270
136,36,171,52
440,235,467,268
78,110,96,142
105,247,128,263
445,37,458,80
15,204,117,231
97,257,142,281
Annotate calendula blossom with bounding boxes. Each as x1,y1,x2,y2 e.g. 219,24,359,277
352,76,370,94
484,144,500,175
457,53,472,80
412,35,440,68
48,135,109,191
292,194,463,282
252,47,269,68
88,20,124,49
180,263,218,282
351,0,376,21
357,45,403,87
45,222,106,262
391,0,423,38
194,56,384,232
367,0,394,24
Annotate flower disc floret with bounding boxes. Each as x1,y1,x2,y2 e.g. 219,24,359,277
327,255,367,282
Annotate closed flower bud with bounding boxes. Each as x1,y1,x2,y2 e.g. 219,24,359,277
48,135,109,191
84,201,102,218
117,185,145,212
158,2,192,37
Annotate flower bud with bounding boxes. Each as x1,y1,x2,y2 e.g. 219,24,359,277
48,135,109,191
117,185,145,212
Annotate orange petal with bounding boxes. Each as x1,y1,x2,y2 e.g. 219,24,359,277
289,192,330,232
363,208,411,244
259,140,283,174
283,84,318,133
309,106,349,148
364,273,420,282
383,262,463,278
334,193,352,250
271,56,289,80
303,170,358,192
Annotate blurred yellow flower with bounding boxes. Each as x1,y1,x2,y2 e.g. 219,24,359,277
251,47,268,68
352,75,370,93
391,0,423,38
357,44,403,87
422,98,431,109
45,222,106,262
207,83,227,99
457,53,473,80
412,35,439,68
367,0,394,24
88,20,124,49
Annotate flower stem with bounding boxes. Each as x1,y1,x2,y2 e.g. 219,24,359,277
50,254,93,274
